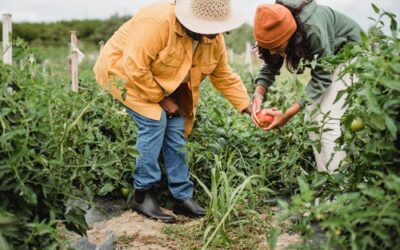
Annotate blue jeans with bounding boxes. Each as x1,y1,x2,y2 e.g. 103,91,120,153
126,108,193,200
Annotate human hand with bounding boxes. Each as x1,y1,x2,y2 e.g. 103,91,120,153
263,108,286,131
159,97,180,116
251,94,263,127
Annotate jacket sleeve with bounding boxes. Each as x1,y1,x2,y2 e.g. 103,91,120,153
122,19,166,103
209,38,250,112
300,25,334,107
255,54,284,89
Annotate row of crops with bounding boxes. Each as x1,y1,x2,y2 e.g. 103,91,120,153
0,7,399,250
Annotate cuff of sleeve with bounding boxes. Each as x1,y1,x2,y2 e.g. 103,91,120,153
255,79,270,89
296,99,307,109
238,98,251,114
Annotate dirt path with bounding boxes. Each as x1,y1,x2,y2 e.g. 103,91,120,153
70,211,300,250
86,209,198,249
68,199,300,250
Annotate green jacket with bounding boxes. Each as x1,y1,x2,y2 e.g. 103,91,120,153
255,0,362,107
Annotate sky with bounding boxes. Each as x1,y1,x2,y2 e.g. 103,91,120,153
1,0,399,30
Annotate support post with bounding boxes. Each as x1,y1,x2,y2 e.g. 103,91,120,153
70,31,79,92
245,42,253,72
2,14,12,65
228,49,234,63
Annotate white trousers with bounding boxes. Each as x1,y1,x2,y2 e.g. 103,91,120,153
305,68,353,173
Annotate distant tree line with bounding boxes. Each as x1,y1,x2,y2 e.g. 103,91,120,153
0,15,254,53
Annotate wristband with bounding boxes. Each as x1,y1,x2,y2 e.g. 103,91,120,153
251,93,264,101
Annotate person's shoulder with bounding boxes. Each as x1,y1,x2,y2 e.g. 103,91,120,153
209,34,228,52
304,23,331,55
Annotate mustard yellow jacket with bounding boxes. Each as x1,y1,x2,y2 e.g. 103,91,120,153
93,2,250,137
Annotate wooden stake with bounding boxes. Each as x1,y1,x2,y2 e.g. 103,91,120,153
2,14,12,65
228,49,234,63
70,31,79,92
245,42,253,72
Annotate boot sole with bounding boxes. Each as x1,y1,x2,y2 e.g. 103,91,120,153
172,207,206,218
132,205,177,224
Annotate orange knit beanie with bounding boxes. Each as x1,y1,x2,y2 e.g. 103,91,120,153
254,4,297,50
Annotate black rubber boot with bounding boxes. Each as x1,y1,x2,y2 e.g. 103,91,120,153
173,198,206,217
131,189,176,223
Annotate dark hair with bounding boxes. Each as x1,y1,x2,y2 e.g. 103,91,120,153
257,1,309,73
178,19,202,41
177,19,218,41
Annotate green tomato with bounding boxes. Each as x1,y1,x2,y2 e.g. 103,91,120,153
121,187,129,197
315,213,324,221
350,117,365,132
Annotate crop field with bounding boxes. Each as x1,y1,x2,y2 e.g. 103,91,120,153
0,5,399,250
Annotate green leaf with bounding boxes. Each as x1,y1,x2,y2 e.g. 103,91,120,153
389,63,400,73
98,181,115,196
311,175,328,188
20,185,38,205
364,90,381,114
0,233,11,250
267,227,281,250
370,115,386,131
360,187,385,199
371,3,380,14
0,212,15,225
333,89,347,105
101,165,120,180
384,115,397,138
97,155,120,167
65,206,88,235
389,15,398,33
297,176,310,195
127,147,139,158
0,129,25,143
381,78,400,91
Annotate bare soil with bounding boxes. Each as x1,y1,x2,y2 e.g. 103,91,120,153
70,208,300,250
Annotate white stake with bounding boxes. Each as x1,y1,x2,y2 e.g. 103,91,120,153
245,42,253,72
228,49,234,63
2,14,12,65
70,31,79,92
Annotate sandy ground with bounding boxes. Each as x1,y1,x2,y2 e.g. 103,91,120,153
258,233,302,250
70,208,300,250
85,209,198,250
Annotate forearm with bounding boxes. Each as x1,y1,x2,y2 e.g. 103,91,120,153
252,85,268,104
254,85,267,96
283,102,301,123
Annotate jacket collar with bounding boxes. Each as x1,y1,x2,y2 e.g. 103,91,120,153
201,36,214,44
174,18,214,44
174,18,186,37
299,0,317,23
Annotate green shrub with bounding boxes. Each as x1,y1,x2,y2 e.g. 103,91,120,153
0,40,136,248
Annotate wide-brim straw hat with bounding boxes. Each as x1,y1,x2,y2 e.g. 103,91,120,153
175,0,245,34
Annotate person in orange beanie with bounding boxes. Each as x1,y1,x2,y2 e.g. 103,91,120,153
250,0,363,173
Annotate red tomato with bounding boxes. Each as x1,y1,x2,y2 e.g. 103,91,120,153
256,109,274,128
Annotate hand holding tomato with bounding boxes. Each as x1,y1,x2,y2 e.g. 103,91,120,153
261,108,286,131
251,95,263,127
256,109,275,128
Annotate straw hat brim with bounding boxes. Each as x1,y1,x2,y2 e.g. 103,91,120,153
175,1,245,34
